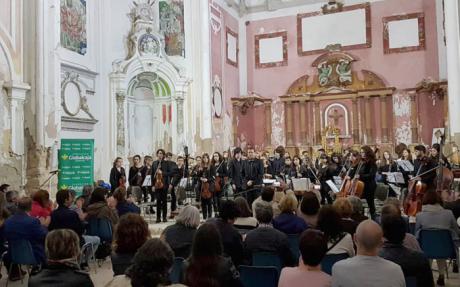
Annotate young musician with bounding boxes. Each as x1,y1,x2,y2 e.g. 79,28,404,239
211,152,227,215
140,156,154,206
171,156,187,207
430,143,451,169
242,148,264,205
412,145,436,187
262,156,273,179
228,148,245,195
357,146,378,219
280,157,294,182
109,157,126,193
315,148,326,170
317,155,334,204
165,152,178,216
397,148,413,188
270,146,285,177
197,153,215,220
377,151,398,196
128,155,143,187
191,156,202,202
152,149,172,223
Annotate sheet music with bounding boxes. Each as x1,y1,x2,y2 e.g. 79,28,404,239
332,176,342,186
292,178,310,191
142,175,152,187
388,183,401,197
397,160,414,172
326,180,340,193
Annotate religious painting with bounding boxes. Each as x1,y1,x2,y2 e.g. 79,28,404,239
159,0,185,57
324,104,349,136
60,0,87,55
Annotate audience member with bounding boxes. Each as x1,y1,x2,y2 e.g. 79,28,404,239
251,186,281,217
347,196,368,223
332,220,405,287
208,200,244,266
111,214,150,276
415,191,460,286
380,204,421,251
28,229,94,287
297,191,320,228
3,197,48,280
0,184,10,193
316,206,354,257
278,229,331,287
113,187,140,217
80,185,94,210
5,190,18,214
161,205,200,258
106,238,185,287
333,198,358,235
86,187,119,226
273,193,308,234
244,201,295,267
183,223,242,287
30,189,53,226
234,197,258,231
379,215,434,287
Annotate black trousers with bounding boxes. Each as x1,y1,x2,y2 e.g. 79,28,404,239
201,197,213,219
156,188,168,220
213,192,222,214
364,187,376,218
170,186,177,212
320,182,333,204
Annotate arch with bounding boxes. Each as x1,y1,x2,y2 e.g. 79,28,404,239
0,37,14,82
324,103,349,135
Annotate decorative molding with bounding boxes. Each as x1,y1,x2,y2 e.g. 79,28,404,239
61,116,98,132
60,71,95,120
231,92,272,115
383,12,426,54
226,27,239,68
297,3,372,56
321,1,344,14
255,31,288,69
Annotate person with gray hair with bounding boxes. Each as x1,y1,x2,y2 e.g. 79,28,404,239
5,190,19,214
347,196,368,223
332,220,405,287
161,205,200,258
244,201,296,267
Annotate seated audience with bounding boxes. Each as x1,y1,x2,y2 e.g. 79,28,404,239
68,189,86,221
111,213,150,276
30,189,53,226
244,201,295,267
415,191,460,286
379,215,434,287
106,238,184,287
273,193,308,234
182,223,242,287
347,196,368,223
80,185,94,210
380,204,421,251
0,184,9,193
86,187,119,226
208,200,244,266
234,197,258,231
332,220,405,287
279,229,331,287
113,187,140,217
251,186,281,217
316,206,355,257
161,205,200,258
333,198,358,235
3,197,48,280
5,190,19,214
297,191,320,228
28,229,94,287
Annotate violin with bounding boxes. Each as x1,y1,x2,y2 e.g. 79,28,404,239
154,161,164,190
201,166,212,199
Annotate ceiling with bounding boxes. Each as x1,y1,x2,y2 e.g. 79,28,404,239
224,0,338,15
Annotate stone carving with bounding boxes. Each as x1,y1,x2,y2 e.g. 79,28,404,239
415,78,446,106
321,1,344,14
139,32,160,56
129,0,156,22
61,72,96,120
316,55,354,88
116,92,126,149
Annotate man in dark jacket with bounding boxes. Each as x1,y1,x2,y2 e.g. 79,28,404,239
49,189,85,243
228,148,245,195
152,149,173,223
379,215,434,287
243,148,264,205
244,201,296,268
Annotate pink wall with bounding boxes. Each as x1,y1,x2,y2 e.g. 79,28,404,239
241,0,440,147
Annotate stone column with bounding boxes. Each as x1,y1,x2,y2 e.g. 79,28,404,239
410,93,419,143
264,102,272,147
116,91,126,156
285,101,294,146
232,104,238,146
445,0,460,143
380,95,388,143
314,101,321,145
352,97,360,144
5,82,30,155
299,100,307,145
364,96,373,144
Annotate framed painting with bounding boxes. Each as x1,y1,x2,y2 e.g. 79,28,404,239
159,0,185,57
60,0,87,55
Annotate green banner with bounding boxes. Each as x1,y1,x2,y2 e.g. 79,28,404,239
58,139,94,195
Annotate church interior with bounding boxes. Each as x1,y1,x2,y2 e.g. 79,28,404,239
1,0,460,286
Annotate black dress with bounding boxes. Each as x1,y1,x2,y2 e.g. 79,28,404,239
109,167,126,193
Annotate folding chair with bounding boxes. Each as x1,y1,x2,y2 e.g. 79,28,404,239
239,265,279,287
321,253,349,275
7,239,38,286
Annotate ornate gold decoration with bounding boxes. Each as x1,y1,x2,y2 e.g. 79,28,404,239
415,78,446,106
321,125,342,155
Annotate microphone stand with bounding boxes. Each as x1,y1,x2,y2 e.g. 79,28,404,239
39,171,59,190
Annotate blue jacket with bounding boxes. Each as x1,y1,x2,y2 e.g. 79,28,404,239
116,202,141,217
273,213,309,235
49,206,84,244
4,211,48,264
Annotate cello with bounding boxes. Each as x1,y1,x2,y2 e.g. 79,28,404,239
435,135,454,201
338,157,365,198
403,157,428,217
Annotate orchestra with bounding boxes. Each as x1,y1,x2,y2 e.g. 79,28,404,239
110,142,457,223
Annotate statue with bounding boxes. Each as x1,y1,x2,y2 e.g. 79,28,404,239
336,59,352,84
318,62,332,86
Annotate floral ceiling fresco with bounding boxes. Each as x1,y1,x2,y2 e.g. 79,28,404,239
159,0,185,57
60,0,87,55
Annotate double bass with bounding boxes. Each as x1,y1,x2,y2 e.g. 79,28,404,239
338,159,365,198
435,135,454,200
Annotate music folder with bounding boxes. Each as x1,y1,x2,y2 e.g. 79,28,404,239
292,178,310,191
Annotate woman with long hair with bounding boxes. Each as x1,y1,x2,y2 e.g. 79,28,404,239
183,223,242,287
356,146,378,219
198,154,215,220
211,152,227,216
110,157,126,194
